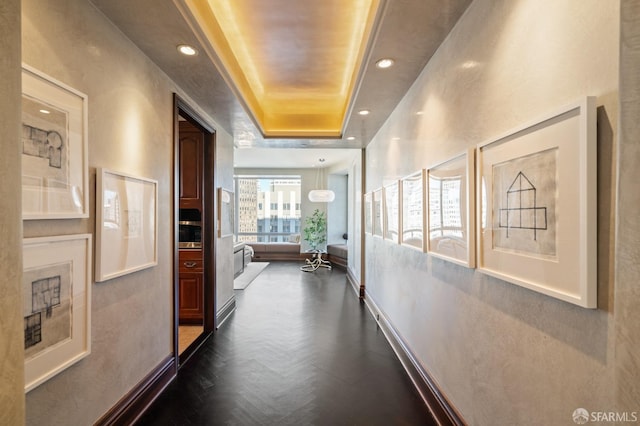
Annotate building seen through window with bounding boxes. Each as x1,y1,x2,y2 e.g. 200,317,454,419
234,176,301,242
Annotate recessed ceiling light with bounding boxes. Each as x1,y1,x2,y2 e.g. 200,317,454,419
375,58,395,69
358,110,370,116
39,109,51,114
177,44,198,56
346,136,356,141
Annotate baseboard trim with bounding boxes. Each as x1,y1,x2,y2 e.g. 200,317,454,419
94,355,176,426
216,296,236,329
346,268,363,299
363,292,465,426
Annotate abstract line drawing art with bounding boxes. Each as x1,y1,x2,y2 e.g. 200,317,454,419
32,275,62,318
498,171,548,241
24,312,42,349
21,95,69,185
23,262,72,360
492,148,557,258
22,65,89,219
23,233,92,392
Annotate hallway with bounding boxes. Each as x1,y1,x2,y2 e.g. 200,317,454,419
137,262,435,425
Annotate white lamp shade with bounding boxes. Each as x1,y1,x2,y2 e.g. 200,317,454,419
308,189,335,202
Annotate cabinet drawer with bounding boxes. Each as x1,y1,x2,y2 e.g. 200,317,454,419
179,250,203,272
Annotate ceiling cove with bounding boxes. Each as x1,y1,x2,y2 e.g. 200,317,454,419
175,0,386,139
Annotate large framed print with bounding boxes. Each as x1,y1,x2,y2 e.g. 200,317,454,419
477,97,596,308
217,187,234,238
364,192,373,234
401,170,426,250
384,181,400,243
22,65,88,219
427,149,475,267
96,168,158,282
23,234,92,392
372,188,384,238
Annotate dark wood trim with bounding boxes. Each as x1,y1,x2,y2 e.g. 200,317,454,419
174,94,217,368
202,120,217,332
172,95,181,371
94,356,176,426
216,296,236,329
363,292,466,426
178,330,212,367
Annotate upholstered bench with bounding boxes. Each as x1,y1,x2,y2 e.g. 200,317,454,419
326,243,348,269
246,242,304,261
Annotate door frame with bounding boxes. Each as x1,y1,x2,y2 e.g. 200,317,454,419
173,94,217,368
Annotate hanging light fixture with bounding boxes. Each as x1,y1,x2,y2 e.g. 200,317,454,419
308,158,335,203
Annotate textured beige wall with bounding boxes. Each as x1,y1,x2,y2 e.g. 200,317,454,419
21,0,233,424
614,0,640,412
0,0,26,424
365,1,622,424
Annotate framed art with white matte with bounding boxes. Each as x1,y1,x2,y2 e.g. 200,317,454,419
384,181,400,243
23,234,92,392
427,149,475,267
96,168,158,282
364,192,373,234
372,188,384,238
476,97,597,308
21,65,89,219
401,170,426,250
217,187,234,238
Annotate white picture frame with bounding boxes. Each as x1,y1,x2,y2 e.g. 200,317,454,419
364,192,373,234
21,64,89,220
427,149,475,267
23,234,92,392
401,170,426,250
384,181,400,243
476,97,597,308
372,188,384,238
218,187,234,238
95,168,158,282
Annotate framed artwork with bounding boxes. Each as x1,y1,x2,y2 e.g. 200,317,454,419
401,170,426,250
95,168,158,282
218,187,234,238
23,234,92,392
372,188,384,238
384,181,400,243
21,65,88,219
476,97,597,308
364,192,372,234
427,149,475,267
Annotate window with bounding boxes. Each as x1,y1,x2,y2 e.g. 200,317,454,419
234,176,302,242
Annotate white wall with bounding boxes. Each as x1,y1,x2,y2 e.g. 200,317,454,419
327,174,347,244
21,0,234,423
364,1,622,424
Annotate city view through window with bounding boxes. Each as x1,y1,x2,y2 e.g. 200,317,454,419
235,176,302,242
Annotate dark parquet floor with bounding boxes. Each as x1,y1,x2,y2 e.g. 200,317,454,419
136,262,436,426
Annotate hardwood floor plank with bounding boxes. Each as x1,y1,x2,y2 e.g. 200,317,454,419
136,262,436,425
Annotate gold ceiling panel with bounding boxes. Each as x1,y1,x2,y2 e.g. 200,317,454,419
179,0,383,138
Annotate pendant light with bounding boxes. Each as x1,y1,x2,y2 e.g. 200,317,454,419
308,158,335,202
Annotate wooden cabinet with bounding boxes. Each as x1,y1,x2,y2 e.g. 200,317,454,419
179,121,204,210
178,250,203,323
